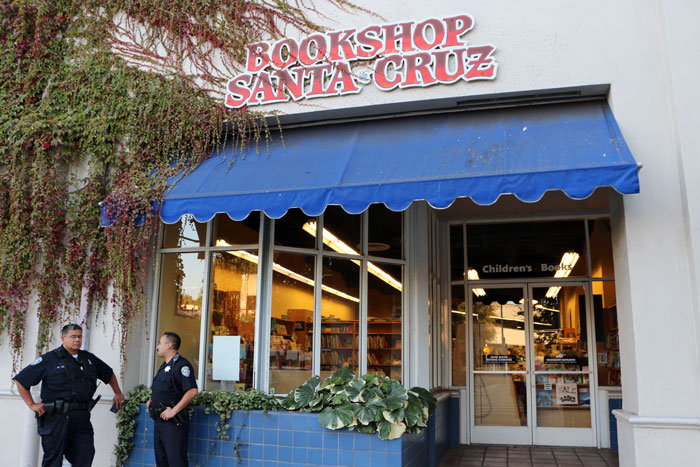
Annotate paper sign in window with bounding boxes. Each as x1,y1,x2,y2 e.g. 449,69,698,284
213,335,241,381
556,383,578,405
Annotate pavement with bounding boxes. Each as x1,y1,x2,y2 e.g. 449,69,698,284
438,445,619,466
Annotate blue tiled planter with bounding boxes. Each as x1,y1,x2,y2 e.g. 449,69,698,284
123,394,454,467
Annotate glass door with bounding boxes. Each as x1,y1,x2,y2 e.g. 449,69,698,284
469,286,531,444
530,284,596,446
468,283,597,446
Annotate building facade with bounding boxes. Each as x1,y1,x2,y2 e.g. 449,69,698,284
2,1,699,466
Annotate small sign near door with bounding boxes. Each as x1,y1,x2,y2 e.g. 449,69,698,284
483,354,515,364
556,383,579,405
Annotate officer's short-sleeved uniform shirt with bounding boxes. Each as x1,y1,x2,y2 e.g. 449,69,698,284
151,354,197,407
13,346,113,403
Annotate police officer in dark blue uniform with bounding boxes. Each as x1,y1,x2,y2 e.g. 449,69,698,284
147,332,198,467
13,323,125,467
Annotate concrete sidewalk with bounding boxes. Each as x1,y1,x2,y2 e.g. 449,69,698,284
438,445,619,466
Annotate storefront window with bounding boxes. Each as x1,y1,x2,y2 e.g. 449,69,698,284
593,281,620,386
589,219,615,278
451,285,466,386
155,252,206,374
269,252,315,394
450,225,464,281
162,215,206,248
368,204,403,259
212,212,260,246
206,251,257,391
320,257,360,379
467,220,587,279
322,206,362,255
367,262,403,382
274,208,316,249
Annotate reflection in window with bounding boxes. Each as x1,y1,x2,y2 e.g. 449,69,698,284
274,208,316,249
321,206,362,255
467,221,587,279
213,213,260,247
320,257,360,380
532,286,588,372
206,251,257,391
451,285,466,386
162,215,206,248
269,252,315,394
368,262,403,382
472,289,527,372
368,205,403,259
156,253,205,375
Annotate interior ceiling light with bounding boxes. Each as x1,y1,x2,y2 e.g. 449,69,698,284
545,251,580,298
302,222,402,291
466,269,486,297
215,240,359,303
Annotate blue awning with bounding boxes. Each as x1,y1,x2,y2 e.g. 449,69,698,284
160,100,639,223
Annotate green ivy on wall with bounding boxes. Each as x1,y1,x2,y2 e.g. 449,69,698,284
0,0,365,370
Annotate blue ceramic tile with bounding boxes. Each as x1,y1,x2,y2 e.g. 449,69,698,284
308,432,323,448
250,460,264,467
369,436,386,452
308,416,325,432
264,413,279,430
293,414,310,431
278,446,293,462
323,432,339,449
387,451,401,465
338,433,354,450
308,448,324,465
354,435,370,451
128,447,143,463
221,441,236,458
264,444,278,460
262,461,278,467
250,412,266,427
278,429,294,446
386,439,402,452
195,423,210,439
237,427,251,443
278,462,293,467
142,449,155,464
250,443,264,460
293,430,308,447
370,451,386,466
354,451,369,466
250,428,265,443
323,449,338,465
195,439,208,455
293,447,307,463
279,413,296,428
237,444,250,460
339,449,354,466
264,429,279,445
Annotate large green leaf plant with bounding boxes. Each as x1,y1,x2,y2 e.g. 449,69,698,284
279,367,437,440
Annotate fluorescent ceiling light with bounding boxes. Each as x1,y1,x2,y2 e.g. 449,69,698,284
466,269,486,296
545,251,580,298
215,241,359,303
302,222,402,292
448,311,551,326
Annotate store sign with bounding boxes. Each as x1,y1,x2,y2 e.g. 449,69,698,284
544,357,579,365
556,383,578,405
484,354,515,364
225,14,498,108
480,263,575,274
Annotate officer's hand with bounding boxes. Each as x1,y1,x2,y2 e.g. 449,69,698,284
113,392,125,409
30,402,45,417
161,407,177,421
146,400,151,410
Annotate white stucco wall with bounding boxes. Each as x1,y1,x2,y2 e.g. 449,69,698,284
2,0,699,465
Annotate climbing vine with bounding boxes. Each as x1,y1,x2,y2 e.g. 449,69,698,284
0,0,364,370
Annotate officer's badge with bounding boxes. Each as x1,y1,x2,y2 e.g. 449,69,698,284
31,357,42,365
181,366,191,377
164,366,171,372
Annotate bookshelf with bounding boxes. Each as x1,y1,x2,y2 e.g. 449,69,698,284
310,320,359,372
367,319,402,381
597,305,620,386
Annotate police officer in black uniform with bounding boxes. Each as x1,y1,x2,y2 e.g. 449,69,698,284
13,323,125,467
148,332,198,467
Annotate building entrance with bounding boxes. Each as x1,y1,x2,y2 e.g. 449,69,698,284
469,283,596,446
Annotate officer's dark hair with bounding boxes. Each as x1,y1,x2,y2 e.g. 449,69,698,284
61,323,82,336
163,332,181,350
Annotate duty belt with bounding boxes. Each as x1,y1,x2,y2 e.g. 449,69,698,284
43,400,91,415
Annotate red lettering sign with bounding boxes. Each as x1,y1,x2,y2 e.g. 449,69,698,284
224,14,498,108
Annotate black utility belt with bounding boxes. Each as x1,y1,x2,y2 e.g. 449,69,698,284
43,400,90,415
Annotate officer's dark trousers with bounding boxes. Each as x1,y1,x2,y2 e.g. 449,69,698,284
38,410,94,467
153,418,189,467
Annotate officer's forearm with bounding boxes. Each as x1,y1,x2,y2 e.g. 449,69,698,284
108,373,123,396
171,388,198,414
15,382,36,407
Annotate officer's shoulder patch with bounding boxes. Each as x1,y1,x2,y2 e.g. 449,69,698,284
181,366,191,377
31,357,42,365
